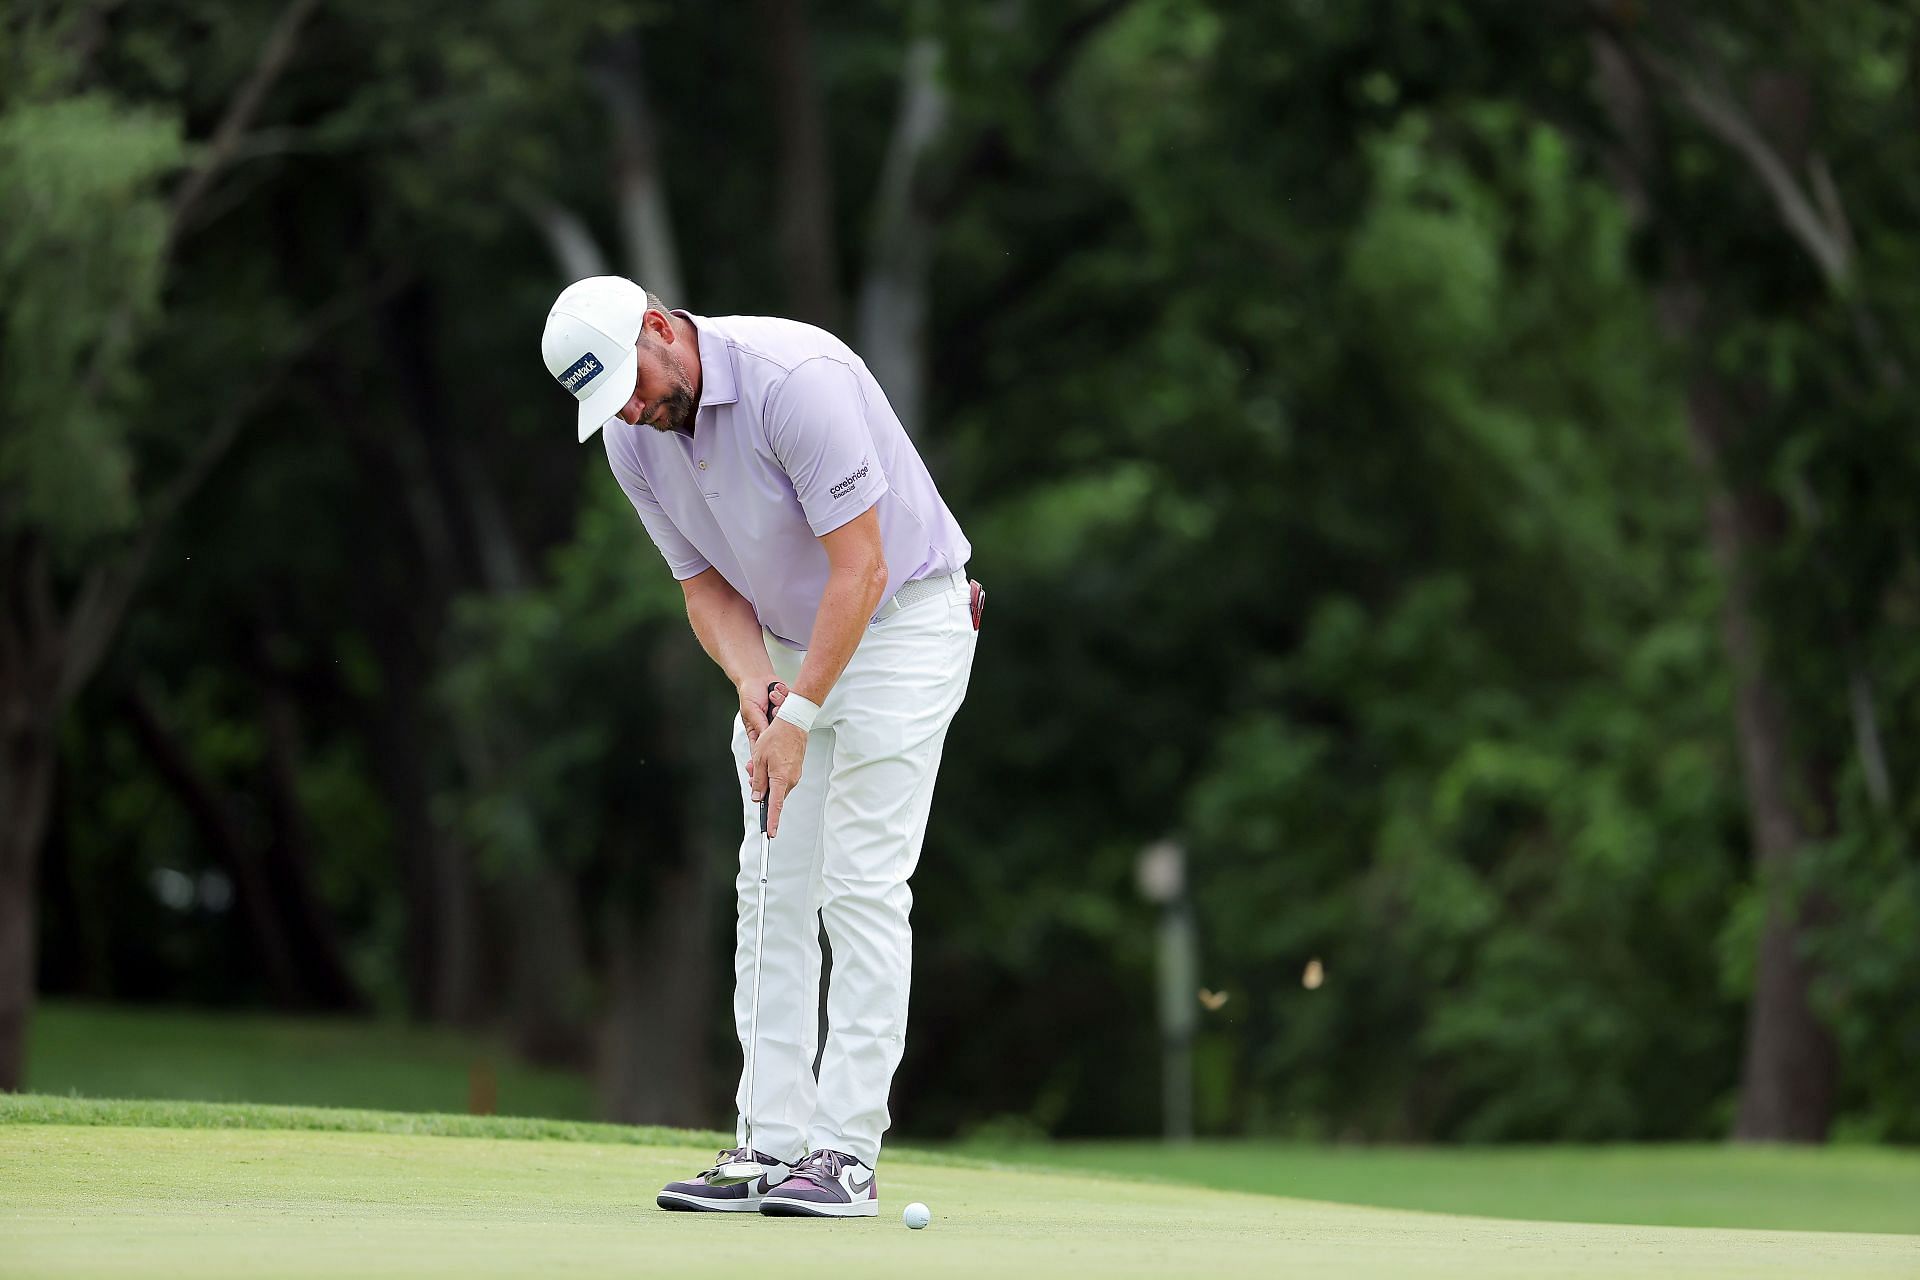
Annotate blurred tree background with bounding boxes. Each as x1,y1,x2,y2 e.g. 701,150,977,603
3,0,1917,1144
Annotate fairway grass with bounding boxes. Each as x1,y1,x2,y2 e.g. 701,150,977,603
3,1109,1917,1279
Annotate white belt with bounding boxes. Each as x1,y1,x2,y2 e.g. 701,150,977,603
875,568,966,619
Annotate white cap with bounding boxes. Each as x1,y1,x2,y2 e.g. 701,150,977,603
541,276,652,443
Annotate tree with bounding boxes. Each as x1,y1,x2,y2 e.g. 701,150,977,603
20,0,1919,1145
1585,0,1920,1140
0,0,332,1089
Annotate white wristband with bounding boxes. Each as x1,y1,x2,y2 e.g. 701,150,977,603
774,693,821,733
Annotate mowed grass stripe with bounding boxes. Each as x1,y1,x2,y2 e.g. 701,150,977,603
5,1125,1917,1280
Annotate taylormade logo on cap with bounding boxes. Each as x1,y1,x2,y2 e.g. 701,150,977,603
559,352,604,396
541,275,652,444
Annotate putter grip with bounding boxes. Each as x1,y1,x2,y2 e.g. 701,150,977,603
760,681,781,834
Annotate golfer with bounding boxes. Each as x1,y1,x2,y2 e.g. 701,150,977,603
541,277,979,1218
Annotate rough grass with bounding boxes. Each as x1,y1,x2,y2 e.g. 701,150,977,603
0,1092,717,1148
4,1108,1917,1280
25,1002,594,1120
0,1095,983,1169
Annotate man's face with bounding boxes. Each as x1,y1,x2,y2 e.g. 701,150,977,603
615,311,697,433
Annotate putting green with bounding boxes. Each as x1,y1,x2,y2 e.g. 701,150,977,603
2,1124,1915,1279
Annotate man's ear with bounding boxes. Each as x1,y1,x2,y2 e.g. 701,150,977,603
642,309,674,343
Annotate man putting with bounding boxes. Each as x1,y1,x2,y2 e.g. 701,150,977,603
541,277,980,1218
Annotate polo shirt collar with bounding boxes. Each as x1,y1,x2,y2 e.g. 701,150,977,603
681,311,738,410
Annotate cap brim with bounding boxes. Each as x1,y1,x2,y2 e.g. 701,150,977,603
575,348,639,443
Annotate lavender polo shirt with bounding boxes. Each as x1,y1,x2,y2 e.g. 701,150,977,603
603,313,970,649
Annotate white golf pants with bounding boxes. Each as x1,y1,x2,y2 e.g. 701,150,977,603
730,573,977,1168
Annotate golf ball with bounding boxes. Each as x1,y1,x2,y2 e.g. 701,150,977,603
903,1201,931,1230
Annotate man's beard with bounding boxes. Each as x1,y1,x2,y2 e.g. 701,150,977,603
650,377,698,433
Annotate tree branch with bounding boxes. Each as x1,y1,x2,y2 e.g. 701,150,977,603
167,0,326,245
518,195,611,282
1598,20,1903,816
1636,48,1849,286
592,32,684,301
59,270,409,705
80,0,326,404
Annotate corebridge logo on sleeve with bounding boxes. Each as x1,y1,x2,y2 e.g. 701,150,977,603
559,352,604,395
830,459,871,500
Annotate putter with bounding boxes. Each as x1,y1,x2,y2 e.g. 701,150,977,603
708,682,783,1188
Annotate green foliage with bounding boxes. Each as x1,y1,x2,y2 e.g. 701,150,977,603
0,93,179,544
436,478,691,882
927,34,1745,1140
1807,826,1920,1142
1624,3,1920,1140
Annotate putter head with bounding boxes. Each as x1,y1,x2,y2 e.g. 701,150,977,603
705,1155,763,1187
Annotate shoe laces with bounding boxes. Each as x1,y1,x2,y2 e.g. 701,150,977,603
791,1149,856,1182
706,1147,763,1173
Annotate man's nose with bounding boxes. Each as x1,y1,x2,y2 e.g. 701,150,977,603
621,394,645,425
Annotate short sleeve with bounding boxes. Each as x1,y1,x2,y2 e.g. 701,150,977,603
766,358,890,536
604,436,712,581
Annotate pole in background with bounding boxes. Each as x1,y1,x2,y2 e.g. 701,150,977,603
1137,839,1197,1143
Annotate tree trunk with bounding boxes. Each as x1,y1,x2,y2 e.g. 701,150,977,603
0,721,51,1091
762,0,843,331
425,827,483,1025
1737,895,1836,1140
597,633,727,1123
360,653,439,1021
0,534,62,1090
1634,31,1902,825
358,639,482,1025
598,860,714,1125
37,761,97,997
376,283,601,1054
334,367,490,1027
256,658,366,1012
1683,379,1837,1141
1592,33,1837,1143
0,683,45,1095
120,685,307,1005
0,858,32,1092
856,33,947,436
596,33,686,304
505,866,593,1067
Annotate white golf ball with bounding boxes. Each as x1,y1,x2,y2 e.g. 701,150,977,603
903,1201,931,1229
